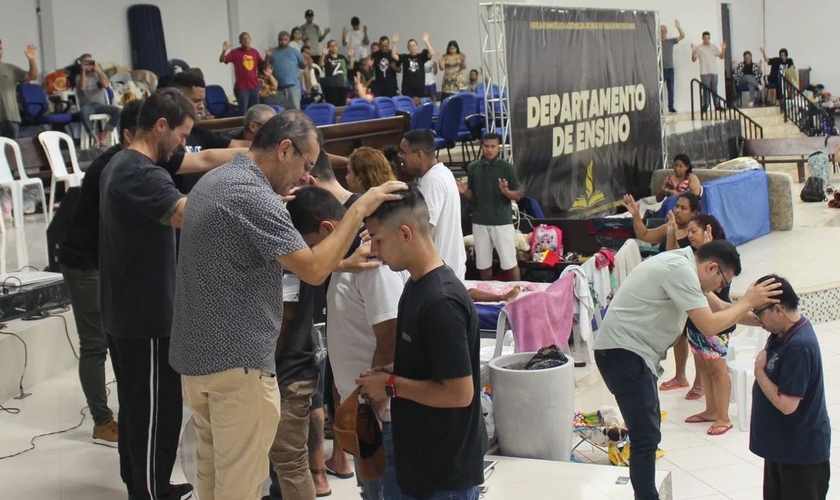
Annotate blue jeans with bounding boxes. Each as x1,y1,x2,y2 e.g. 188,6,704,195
663,68,675,111
80,102,120,135
234,87,261,115
595,349,661,500
279,85,301,110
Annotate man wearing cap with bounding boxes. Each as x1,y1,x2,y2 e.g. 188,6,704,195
748,274,831,500
356,186,488,500
300,10,330,46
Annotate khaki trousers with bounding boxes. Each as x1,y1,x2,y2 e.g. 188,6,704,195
269,378,318,500
183,367,281,500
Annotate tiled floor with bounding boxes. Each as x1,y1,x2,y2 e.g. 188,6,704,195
1,178,840,498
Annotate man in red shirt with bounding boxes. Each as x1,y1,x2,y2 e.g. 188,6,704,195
219,32,264,115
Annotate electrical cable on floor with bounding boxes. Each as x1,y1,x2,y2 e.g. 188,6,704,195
15,265,41,273
0,328,28,407
0,406,87,460
21,305,78,360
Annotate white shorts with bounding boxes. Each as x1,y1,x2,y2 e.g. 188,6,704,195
473,224,518,271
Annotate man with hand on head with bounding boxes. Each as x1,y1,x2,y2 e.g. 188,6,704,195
169,110,406,500
60,98,245,448
356,185,487,500
593,240,780,500
99,88,199,500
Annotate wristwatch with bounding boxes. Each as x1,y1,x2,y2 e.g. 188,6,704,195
385,374,397,398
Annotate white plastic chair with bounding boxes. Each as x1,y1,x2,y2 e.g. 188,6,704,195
80,88,119,150
37,131,84,221
0,138,48,230
726,326,769,431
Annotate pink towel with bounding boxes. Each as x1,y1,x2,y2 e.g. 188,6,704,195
503,273,575,353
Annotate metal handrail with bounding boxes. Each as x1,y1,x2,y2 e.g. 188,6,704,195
689,78,764,141
778,76,837,137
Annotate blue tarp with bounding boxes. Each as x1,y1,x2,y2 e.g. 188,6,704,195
700,169,771,246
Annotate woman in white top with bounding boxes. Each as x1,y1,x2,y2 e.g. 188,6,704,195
289,27,304,50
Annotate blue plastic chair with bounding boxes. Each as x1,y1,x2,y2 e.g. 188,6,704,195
373,97,397,118
392,95,416,114
420,97,440,121
17,84,73,128
269,104,285,113
205,84,239,117
304,102,336,126
450,93,478,162
433,96,464,166
340,102,377,123
518,197,545,219
348,97,371,106
410,101,434,130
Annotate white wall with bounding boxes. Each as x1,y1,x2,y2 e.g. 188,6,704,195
0,0,40,71
727,0,765,64
43,0,233,92
236,0,332,52
765,0,838,90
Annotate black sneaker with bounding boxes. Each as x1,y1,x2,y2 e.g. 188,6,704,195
167,483,194,500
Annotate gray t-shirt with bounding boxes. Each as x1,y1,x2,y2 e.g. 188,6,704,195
0,62,28,122
75,73,108,107
593,246,709,376
696,43,720,75
169,153,308,376
662,38,679,70
300,23,321,45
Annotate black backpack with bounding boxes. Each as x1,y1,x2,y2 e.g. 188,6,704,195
801,176,826,202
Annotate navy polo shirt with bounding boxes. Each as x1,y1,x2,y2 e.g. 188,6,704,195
749,317,831,464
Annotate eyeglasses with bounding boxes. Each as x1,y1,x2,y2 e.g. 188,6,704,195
752,305,773,317
716,266,731,290
292,142,316,173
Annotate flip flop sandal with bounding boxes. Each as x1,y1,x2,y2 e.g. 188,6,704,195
707,423,733,436
685,387,704,400
325,466,355,480
684,414,715,423
659,378,689,391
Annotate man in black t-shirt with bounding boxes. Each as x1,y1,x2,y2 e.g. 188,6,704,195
168,71,251,193
370,36,399,98
390,32,435,98
319,40,354,107
98,89,198,500
356,186,487,500
59,99,244,450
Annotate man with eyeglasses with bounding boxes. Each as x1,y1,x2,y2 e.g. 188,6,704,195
748,275,830,500
593,240,780,500
169,110,407,500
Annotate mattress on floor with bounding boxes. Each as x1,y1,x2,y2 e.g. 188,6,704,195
700,169,771,246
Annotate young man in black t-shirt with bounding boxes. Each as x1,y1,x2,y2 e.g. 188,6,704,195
390,33,435,98
59,99,243,449
370,36,399,98
98,89,197,500
356,186,487,500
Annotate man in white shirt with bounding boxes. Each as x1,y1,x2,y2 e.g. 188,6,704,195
286,186,407,500
398,129,467,280
691,31,727,112
342,17,370,62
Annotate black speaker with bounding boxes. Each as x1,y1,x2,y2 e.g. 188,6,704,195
45,186,81,272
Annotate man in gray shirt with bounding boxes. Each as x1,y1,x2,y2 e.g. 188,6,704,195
593,241,779,500
0,39,38,139
169,110,406,500
691,32,727,112
660,20,684,113
300,9,330,46
75,53,121,147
